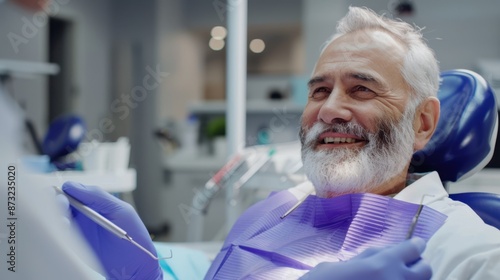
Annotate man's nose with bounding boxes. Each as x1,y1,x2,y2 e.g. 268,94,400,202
317,89,353,124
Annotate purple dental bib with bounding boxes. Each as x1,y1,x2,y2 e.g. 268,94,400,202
205,190,447,279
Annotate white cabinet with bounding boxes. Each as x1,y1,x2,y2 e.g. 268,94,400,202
161,154,227,242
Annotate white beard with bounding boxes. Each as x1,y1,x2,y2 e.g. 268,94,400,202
300,109,416,197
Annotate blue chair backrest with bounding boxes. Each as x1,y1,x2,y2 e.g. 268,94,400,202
410,69,499,229
449,192,500,229
410,69,498,182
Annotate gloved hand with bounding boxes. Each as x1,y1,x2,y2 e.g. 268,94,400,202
300,237,431,280
59,181,163,280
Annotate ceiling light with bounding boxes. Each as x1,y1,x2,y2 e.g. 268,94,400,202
211,26,227,40
249,39,265,53
209,38,225,51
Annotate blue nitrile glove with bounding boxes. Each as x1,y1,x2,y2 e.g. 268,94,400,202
300,237,431,280
60,181,163,280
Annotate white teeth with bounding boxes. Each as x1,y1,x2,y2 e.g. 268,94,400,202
323,137,357,144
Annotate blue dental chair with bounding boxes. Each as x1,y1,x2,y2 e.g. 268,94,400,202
42,115,86,170
410,69,500,229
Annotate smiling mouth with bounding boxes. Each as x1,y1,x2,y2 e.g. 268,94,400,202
321,137,365,145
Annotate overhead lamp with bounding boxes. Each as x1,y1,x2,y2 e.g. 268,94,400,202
249,39,265,53
209,37,225,51
211,26,227,40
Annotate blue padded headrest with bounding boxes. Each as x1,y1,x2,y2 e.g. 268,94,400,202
410,70,498,182
449,192,500,229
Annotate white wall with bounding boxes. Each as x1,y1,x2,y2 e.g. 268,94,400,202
182,0,302,29
103,0,168,229
302,0,500,74
156,3,205,122
302,0,348,75
0,0,112,146
407,0,500,71
0,1,50,148
58,0,112,134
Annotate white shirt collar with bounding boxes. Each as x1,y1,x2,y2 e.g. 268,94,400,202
289,171,449,205
393,171,449,205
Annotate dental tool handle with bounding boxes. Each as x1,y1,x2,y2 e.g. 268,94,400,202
53,186,127,239
55,186,172,260
406,204,424,239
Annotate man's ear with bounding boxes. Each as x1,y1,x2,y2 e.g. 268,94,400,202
413,97,440,151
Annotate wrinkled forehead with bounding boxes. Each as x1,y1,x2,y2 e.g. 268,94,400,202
324,29,407,56
313,29,408,88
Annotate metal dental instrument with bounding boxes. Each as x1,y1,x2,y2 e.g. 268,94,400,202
406,194,435,239
406,203,424,239
53,186,172,260
280,189,314,219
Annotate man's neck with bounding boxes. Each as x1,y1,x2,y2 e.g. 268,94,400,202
321,170,409,198
371,170,409,196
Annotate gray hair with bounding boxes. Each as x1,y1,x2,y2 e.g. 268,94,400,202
321,6,440,109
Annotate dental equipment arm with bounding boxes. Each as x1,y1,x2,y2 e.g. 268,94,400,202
300,237,431,280
59,181,163,280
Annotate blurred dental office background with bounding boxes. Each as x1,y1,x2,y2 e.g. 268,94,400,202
2,0,500,242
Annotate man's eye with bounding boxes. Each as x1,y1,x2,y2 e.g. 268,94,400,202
351,85,376,98
309,87,330,99
353,85,371,92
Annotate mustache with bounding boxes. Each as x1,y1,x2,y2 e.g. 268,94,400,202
300,122,370,146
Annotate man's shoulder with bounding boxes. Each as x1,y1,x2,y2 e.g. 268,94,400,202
425,196,500,279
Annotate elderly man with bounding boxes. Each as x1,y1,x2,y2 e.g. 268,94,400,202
60,6,500,280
